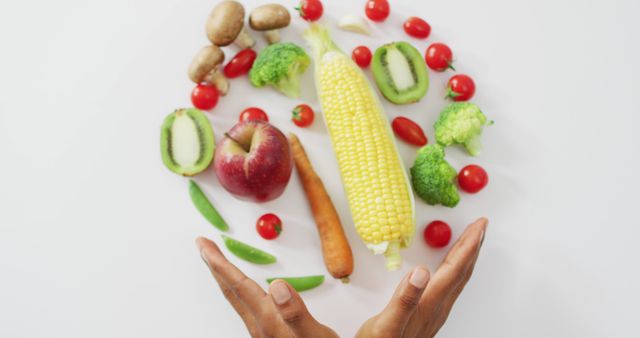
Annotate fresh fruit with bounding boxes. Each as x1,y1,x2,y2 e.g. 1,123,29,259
352,46,372,68
392,117,428,146
434,102,491,156
289,134,354,281
191,83,220,110
292,104,315,127
189,180,229,231
223,48,257,78
458,165,488,193
403,17,431,39
338,15,370,35
304,24,415,271
365,0,390,22
266,275,325,292
249,42,310,98
256,213,282,240
425,43,455,72
214,120,293,202
446,74,476,101
161,108,215,176
423,221,452,248
296,0,323,21
410,145,460,207
239,107,269,122
372,42,429,104
221,235,277,264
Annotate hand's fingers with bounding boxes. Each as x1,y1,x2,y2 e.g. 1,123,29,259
268,280,339,338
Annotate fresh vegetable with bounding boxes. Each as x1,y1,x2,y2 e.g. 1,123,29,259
188,45,228,96
372,42,429,104
189,180,229,231
434,102,490,156
221,235,276,264
425,43,455,72
338,15,370,35
392,117,428,146
161,108,215,176
266,275,325,292
256,213,282,240
403,17,431,39
249,42,311,98
365,0,390,22
292,104,315,127
206,0,255,49
289,133,354,281
410,144,460,207
446,74,475,101
423,221,452,248
352,46,372,68
304,25,415,271
249,4,291,44
239,107,269,122
458,164,488,193
296,0,323,21
223,49,257,78
191,83,220,110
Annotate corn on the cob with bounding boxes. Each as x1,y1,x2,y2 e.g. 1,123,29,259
304,24,415,270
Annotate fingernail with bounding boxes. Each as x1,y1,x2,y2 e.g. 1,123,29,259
409,267,429,288
479,230,485,246
270,281,292,305
197,240,210,267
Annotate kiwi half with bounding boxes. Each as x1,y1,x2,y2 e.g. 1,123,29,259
161,108,215,176
372,42,429,105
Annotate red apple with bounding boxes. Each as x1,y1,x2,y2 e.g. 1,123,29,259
214,120,293,202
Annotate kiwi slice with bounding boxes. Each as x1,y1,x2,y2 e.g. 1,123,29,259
372,42,429,104
161,108,215,176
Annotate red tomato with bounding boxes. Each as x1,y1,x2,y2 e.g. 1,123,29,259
403,17,431,39
239,107,269,122
423,221,452,248
191,83,219,110
223,49,257,78
296,0,323,21
425,43,455,72
392,117,428,146
256,213,282,240
365,0,390,22
292,104,315,127
446,74,476,101
352,46,372,68
458,165,488,193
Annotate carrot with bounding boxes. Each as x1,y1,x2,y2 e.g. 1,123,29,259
289,133,354,282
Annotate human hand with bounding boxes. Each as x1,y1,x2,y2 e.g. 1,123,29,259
355,217,488,338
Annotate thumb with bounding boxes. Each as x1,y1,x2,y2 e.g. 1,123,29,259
377,266,431,334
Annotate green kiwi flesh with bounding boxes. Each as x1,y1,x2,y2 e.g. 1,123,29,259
161,108,215,176
372,42,429,105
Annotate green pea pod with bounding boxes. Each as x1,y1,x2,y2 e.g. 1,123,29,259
221,235,277,265
266,275,325,292
189,180,229,232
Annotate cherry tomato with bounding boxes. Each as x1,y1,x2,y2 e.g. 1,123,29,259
352,46,372,68
256,213,282,240
191,83,219,110
365,0,390,22
223,49,257,78
296,0,323,22
292,104,315,127
458,165,488,193
446,74,476,101
392,117,428,146
425,43,455,72
403,17,431,39
423,221,452,248
239,107,269,122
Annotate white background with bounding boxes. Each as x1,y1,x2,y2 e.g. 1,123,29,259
1,0,639,337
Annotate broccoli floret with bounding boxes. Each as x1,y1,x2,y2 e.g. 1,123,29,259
249,42,310,98
434,102,490,156
410,145,460,207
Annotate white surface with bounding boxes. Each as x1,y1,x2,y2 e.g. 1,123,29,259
1,0,639,337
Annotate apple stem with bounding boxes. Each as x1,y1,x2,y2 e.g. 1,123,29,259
225,133,250,152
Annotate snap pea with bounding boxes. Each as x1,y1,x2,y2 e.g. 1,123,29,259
266,275,325,292
189,180,229,231
221,235,277,264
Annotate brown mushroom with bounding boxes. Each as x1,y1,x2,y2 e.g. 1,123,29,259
188,45,229,96
206,1,255,49
249,4,291,44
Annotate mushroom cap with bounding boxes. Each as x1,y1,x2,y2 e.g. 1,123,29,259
249,4,291,31
188,45,225,83
206,1,246,46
